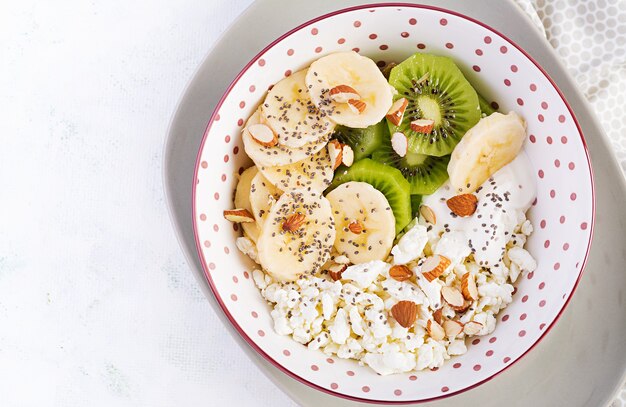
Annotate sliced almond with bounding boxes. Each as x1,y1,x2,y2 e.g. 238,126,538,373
415,72,430,86
334,255,350,265
463,321,484,336
419,205,436,225
410,118,435,133
282,213,305,232
341,144,354,167
441,286,465,308
451,301,471,313
328,140,343,170
391,300,418,328
443,320,464,338
328,264,347,281
421,255,451,282
427,319,445,341
461,272,479,301
386,98,409,126
329,85,361,103
248,123,278,147
391,132,408,157
389,265,413,282
348,220,364,234
446,194,478,217
433,308,443,325
223,208,255,223
347,99,366,114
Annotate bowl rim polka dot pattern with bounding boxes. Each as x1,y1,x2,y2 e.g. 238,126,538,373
191,3,595,404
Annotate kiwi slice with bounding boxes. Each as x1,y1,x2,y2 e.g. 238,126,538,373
478,92,497,116
332,120,387,161
410,194,422,218
327,159,412,234
388,53,481,156
371,133,450,195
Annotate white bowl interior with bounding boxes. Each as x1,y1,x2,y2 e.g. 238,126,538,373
193,5,593,403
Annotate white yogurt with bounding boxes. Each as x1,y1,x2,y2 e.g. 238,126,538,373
421,153,536,267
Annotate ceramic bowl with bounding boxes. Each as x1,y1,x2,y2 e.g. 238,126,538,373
192,4,594,403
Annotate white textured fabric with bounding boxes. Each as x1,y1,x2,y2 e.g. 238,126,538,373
516,0,626,175
514,1,626,403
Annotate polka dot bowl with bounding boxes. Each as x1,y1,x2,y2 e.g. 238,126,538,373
192,4,594,403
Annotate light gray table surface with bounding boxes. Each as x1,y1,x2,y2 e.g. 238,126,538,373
165,1,626,406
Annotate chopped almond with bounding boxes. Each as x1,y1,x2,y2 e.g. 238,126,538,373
328,140,343,170
391,300,419,328
329,85,361,103
386,98,409,125
451,301,471,313
410,118,435,133
427,319,445,341
419,205,437,225
463,321,484,336
348,220,363,234
328,264,347,281
389,265,413,282
341,145,354,167
441,286,465,308
446,194,478,217
347,99,366,114
461,272,479,301
282,213,305,232
443,320,464,338
391,132,408,157
433,308,443,325
248,123,278,147
223,209,255,223
421,255,451,282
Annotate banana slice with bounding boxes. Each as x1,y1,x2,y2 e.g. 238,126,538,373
257,189,336,281
258,145,333,192
234,166,261,242
306,51,393,129
448,112,526,194
249,171,282,229
242,109,329,167
260,69,335,149
326,181,395,264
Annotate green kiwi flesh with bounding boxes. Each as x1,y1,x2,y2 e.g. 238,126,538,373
327,159,412,234
387,53,481,156
410,194,422,218
332,120,387,161
478,92,497,116
371,133,450,195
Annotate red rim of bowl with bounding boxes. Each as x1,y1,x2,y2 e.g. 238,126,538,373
191,3,596,404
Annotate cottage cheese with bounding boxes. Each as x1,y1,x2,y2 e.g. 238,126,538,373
252,211,534,375
244,158,537,376
236,236,259,263
391,224,428,265
341,260,388,289
507,246,538,274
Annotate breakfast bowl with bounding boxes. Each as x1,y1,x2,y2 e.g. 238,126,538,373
192,4,594,403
